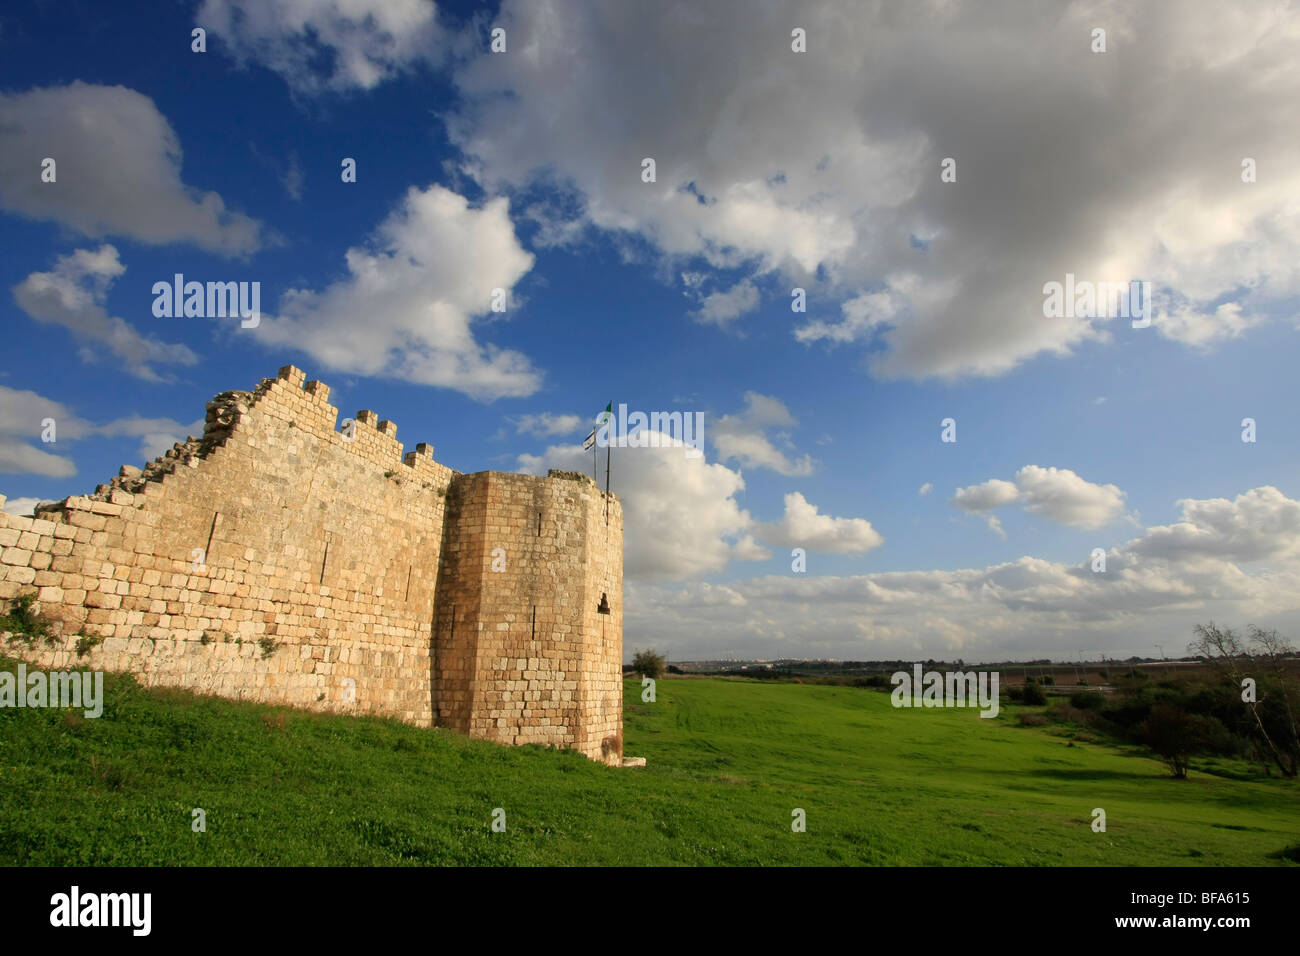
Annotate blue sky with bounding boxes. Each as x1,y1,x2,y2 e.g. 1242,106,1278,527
2,0,1299,662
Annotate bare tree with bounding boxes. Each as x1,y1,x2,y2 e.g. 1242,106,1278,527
1189,622,1299,777
1249,626,1300,771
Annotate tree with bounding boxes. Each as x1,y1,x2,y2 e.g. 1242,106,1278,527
1142,704,1213,778
1021,681,1047,705
632,648,666,681
1189,622,1300,777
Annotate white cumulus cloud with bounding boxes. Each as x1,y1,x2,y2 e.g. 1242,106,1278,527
712,392,813,476
690,279,760,327
755,492,884,555
447,0,1300,381
0,384,203,479
98,415,207,462
13,246,198,382
198,0,449,94
2,497,43,517
0,83,261,254
254,184,540,400
0,385,92,478
511,412,584,438
952,466,1127,531
627,485,1300,661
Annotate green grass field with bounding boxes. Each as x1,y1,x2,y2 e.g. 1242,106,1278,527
1,658,1297,865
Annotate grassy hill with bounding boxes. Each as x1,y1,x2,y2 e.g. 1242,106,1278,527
1,657,1296,865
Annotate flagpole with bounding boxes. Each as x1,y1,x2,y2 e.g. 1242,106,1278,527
605,401,612,524
586,401,611,523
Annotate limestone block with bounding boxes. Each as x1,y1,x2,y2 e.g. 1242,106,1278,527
8,566,36,585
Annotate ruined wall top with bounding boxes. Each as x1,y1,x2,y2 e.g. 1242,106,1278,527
32,365,617,517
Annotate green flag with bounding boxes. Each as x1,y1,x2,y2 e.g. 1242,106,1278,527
585,402,612,450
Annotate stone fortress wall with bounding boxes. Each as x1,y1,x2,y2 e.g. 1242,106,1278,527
0,366,624,762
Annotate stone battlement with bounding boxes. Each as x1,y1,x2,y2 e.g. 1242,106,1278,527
0,367,624,762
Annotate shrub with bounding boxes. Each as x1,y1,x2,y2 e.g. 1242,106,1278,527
1052,702,1090,725
1070,690,1105,710
632,649,666,680
852,674,892,689
74,634,103,658
1021,681,1048,705
0,591,55,646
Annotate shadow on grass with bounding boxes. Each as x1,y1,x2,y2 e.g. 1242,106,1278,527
1267,843,1300,864
1006,767,1162,783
